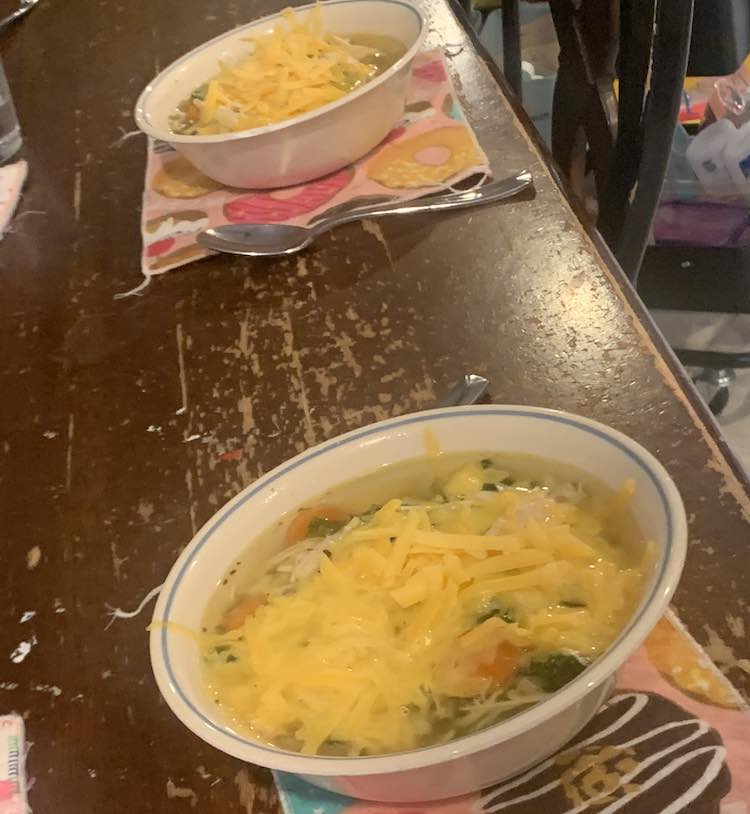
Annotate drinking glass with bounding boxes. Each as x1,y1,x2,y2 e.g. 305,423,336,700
0,58,22,163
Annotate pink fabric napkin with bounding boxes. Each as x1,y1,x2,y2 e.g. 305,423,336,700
139,50,490,280
274,610,750,813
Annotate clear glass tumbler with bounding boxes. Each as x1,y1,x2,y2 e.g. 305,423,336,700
0,58,22,163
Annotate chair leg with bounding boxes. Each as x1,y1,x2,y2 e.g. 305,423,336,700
690,367,734,417
616,0,694,283
598,0,654,246
501,0,522,99
548,0,617,204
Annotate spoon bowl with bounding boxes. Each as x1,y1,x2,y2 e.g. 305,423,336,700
200,223,316,257
0,0,40,32
198,170,533,257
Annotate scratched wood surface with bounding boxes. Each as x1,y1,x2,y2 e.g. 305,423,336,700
1,0,750,811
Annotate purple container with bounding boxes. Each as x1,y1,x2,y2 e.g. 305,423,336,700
653,199,750,247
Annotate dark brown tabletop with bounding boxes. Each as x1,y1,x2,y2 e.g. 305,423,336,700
2,0,750,811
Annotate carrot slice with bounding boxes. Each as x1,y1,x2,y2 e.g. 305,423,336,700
219,593,266,631
477,642,522,687
284,505,349,545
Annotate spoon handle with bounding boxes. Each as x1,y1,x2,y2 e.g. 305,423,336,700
432,374,490,408
0,1,36,32
309,170,532,237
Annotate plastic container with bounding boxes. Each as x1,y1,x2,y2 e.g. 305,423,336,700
654,124,750,248
724,118,750,192
686,119,737,196
709,55,750,125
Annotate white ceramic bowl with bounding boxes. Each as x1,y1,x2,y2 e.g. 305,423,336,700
134,0,426,188
150,405,687,802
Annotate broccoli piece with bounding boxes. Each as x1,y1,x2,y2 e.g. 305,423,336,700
477,606,516,624
307,517,347,537
482,482,500,492
190,82,208,101
559,600,587,608
480,458,494,469
526,652,589,692
360,504,381,520
208,643,239,665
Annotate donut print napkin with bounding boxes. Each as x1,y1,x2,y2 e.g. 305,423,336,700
274,609,750,814
139,50,490,279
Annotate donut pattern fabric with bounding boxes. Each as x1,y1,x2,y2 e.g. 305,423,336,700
139,50,490,278
223,168,353,224
273,608,750,814
366,126,483,189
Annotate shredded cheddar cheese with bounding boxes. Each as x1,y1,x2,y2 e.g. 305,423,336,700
199,459,646,757
170,5,402,136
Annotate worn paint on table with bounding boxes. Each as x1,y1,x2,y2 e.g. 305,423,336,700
0,0,749,812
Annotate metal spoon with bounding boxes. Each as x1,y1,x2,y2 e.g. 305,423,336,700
433,374,490,408
198,170,532,257
0,0,40,32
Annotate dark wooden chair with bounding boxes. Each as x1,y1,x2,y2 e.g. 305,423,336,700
544,0,694,282
462,0,524,99
458,0,748,414
477,0,692,283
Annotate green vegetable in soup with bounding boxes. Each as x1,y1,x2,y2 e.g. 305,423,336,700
307,516,348,538
526,652,589,692
477,606,516,625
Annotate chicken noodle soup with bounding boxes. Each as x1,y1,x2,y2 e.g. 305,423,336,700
201,454,649,756
170,5,407,136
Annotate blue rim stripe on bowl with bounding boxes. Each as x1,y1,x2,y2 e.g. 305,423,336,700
160,407,674,757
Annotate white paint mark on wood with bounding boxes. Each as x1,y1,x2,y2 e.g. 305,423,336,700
137,500,154,523
185,469,198,536
281,312,316,446
238,311,252,359
10,636,37,663
26,547,41,570
237,395,255,434
65,412,75,491
110,539,127,582
234,768,255,814
727,614,745,639
361,218,394,269
73,170,83,222
32,684,62,697
703,624,741,673
166,779,198,807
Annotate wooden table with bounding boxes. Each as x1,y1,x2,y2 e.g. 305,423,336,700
2,0,749,811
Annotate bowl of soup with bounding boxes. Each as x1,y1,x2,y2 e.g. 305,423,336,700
150,406,686,802
134,0,425,188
